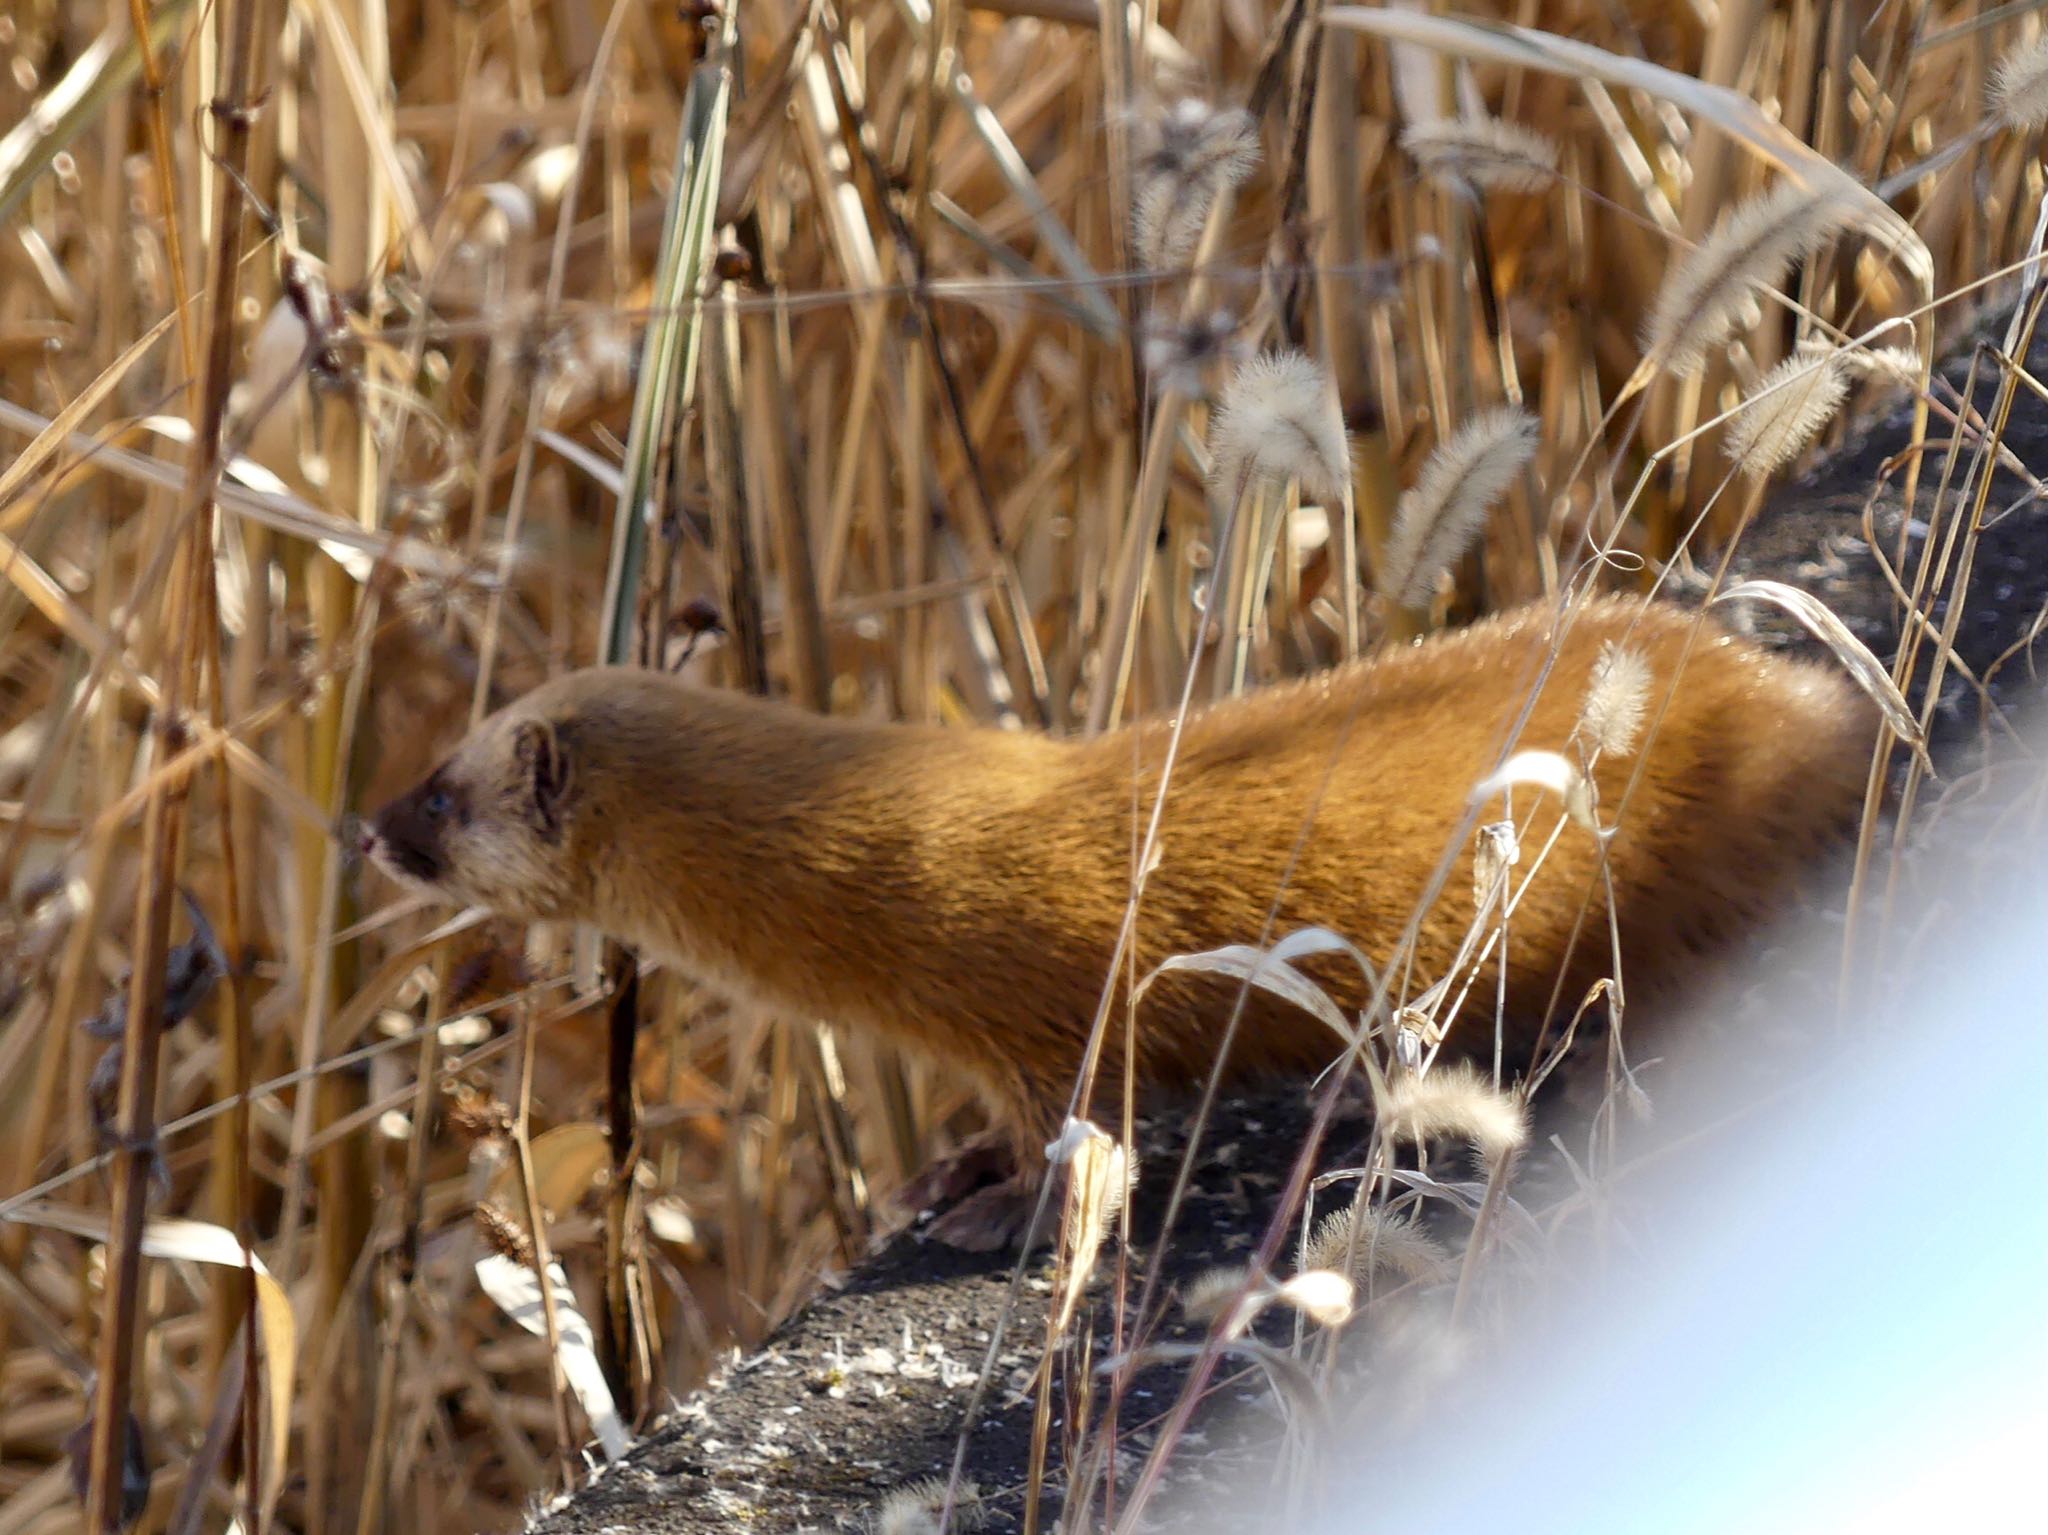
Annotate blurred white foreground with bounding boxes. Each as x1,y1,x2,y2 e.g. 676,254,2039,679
1244,770,2048,1535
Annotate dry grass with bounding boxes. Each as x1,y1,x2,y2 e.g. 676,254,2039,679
0,3,2044,1532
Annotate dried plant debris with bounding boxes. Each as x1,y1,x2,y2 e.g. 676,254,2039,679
1469,748,1598,836
475,1248,629,1459
62,1401,150,1533
520,1087,1380,1535
80,889,225,1042
1711,579,1926,756
84,890,225,1163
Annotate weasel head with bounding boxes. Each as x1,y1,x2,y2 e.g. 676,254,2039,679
362,687,585,923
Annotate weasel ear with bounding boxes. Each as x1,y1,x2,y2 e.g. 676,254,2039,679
512,719,571,839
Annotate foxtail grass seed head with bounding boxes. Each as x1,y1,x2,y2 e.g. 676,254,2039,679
1725,349,1851,479
1380,407,1539,608
1051,1121,1135,1331
874,1478,985,1535
1382,1062,1529,1163
1578,641,1654,759
1140,306,1248,399
1209,349,1351,503
1069,1131,1134,1228
1990,34,2048,131
445,1083,516,1147
1842,344,1924,385
1181,1263,1260,1326
1304,1204,1451,1286
1130,97,1260,272
1643,181,1858,376
1401,116,1560,193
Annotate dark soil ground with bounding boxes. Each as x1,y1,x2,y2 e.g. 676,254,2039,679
520,300,2048,1535
525,1083,1377,1534
1729,302,2048,750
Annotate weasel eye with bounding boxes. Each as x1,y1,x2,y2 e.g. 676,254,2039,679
423,789,453,821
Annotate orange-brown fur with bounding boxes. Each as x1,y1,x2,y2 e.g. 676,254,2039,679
365,597,1875,1161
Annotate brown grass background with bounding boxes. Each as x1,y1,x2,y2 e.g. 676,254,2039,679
0,2,2040,1531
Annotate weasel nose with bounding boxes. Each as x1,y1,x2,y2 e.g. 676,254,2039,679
357,825,377,858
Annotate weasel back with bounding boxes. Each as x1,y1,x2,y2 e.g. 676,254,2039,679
1084,596,1874,1097
364,597,1877,1149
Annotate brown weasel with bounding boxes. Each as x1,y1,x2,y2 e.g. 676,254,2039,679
363,596,1874,1244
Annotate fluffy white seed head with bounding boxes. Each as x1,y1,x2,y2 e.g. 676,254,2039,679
1578,641,1654,759
1130,98,1260,271
1303,1204,1452,1286
1990,33,2048,131
1841,344,1924,385
874,1478,985,1535
1181,1263,1264,1330
1380,1061,1529,1163
1643,182,1859,376
1139,307,1247,399
1379,407,1540,608
1209,349,1351,504
1401,116,1560,193
1062,1128,1132,1255
1724,348,1851,479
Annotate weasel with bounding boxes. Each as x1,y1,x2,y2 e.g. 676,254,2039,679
363,597,1874,1244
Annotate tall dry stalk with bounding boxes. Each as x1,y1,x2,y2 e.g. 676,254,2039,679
86,0,274,1528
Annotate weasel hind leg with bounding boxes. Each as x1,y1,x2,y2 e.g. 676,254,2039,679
890,1127,1054,1252
892,1066,1078,1253
920,1167,1046,1252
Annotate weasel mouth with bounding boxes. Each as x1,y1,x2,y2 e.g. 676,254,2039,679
364,815,447,886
